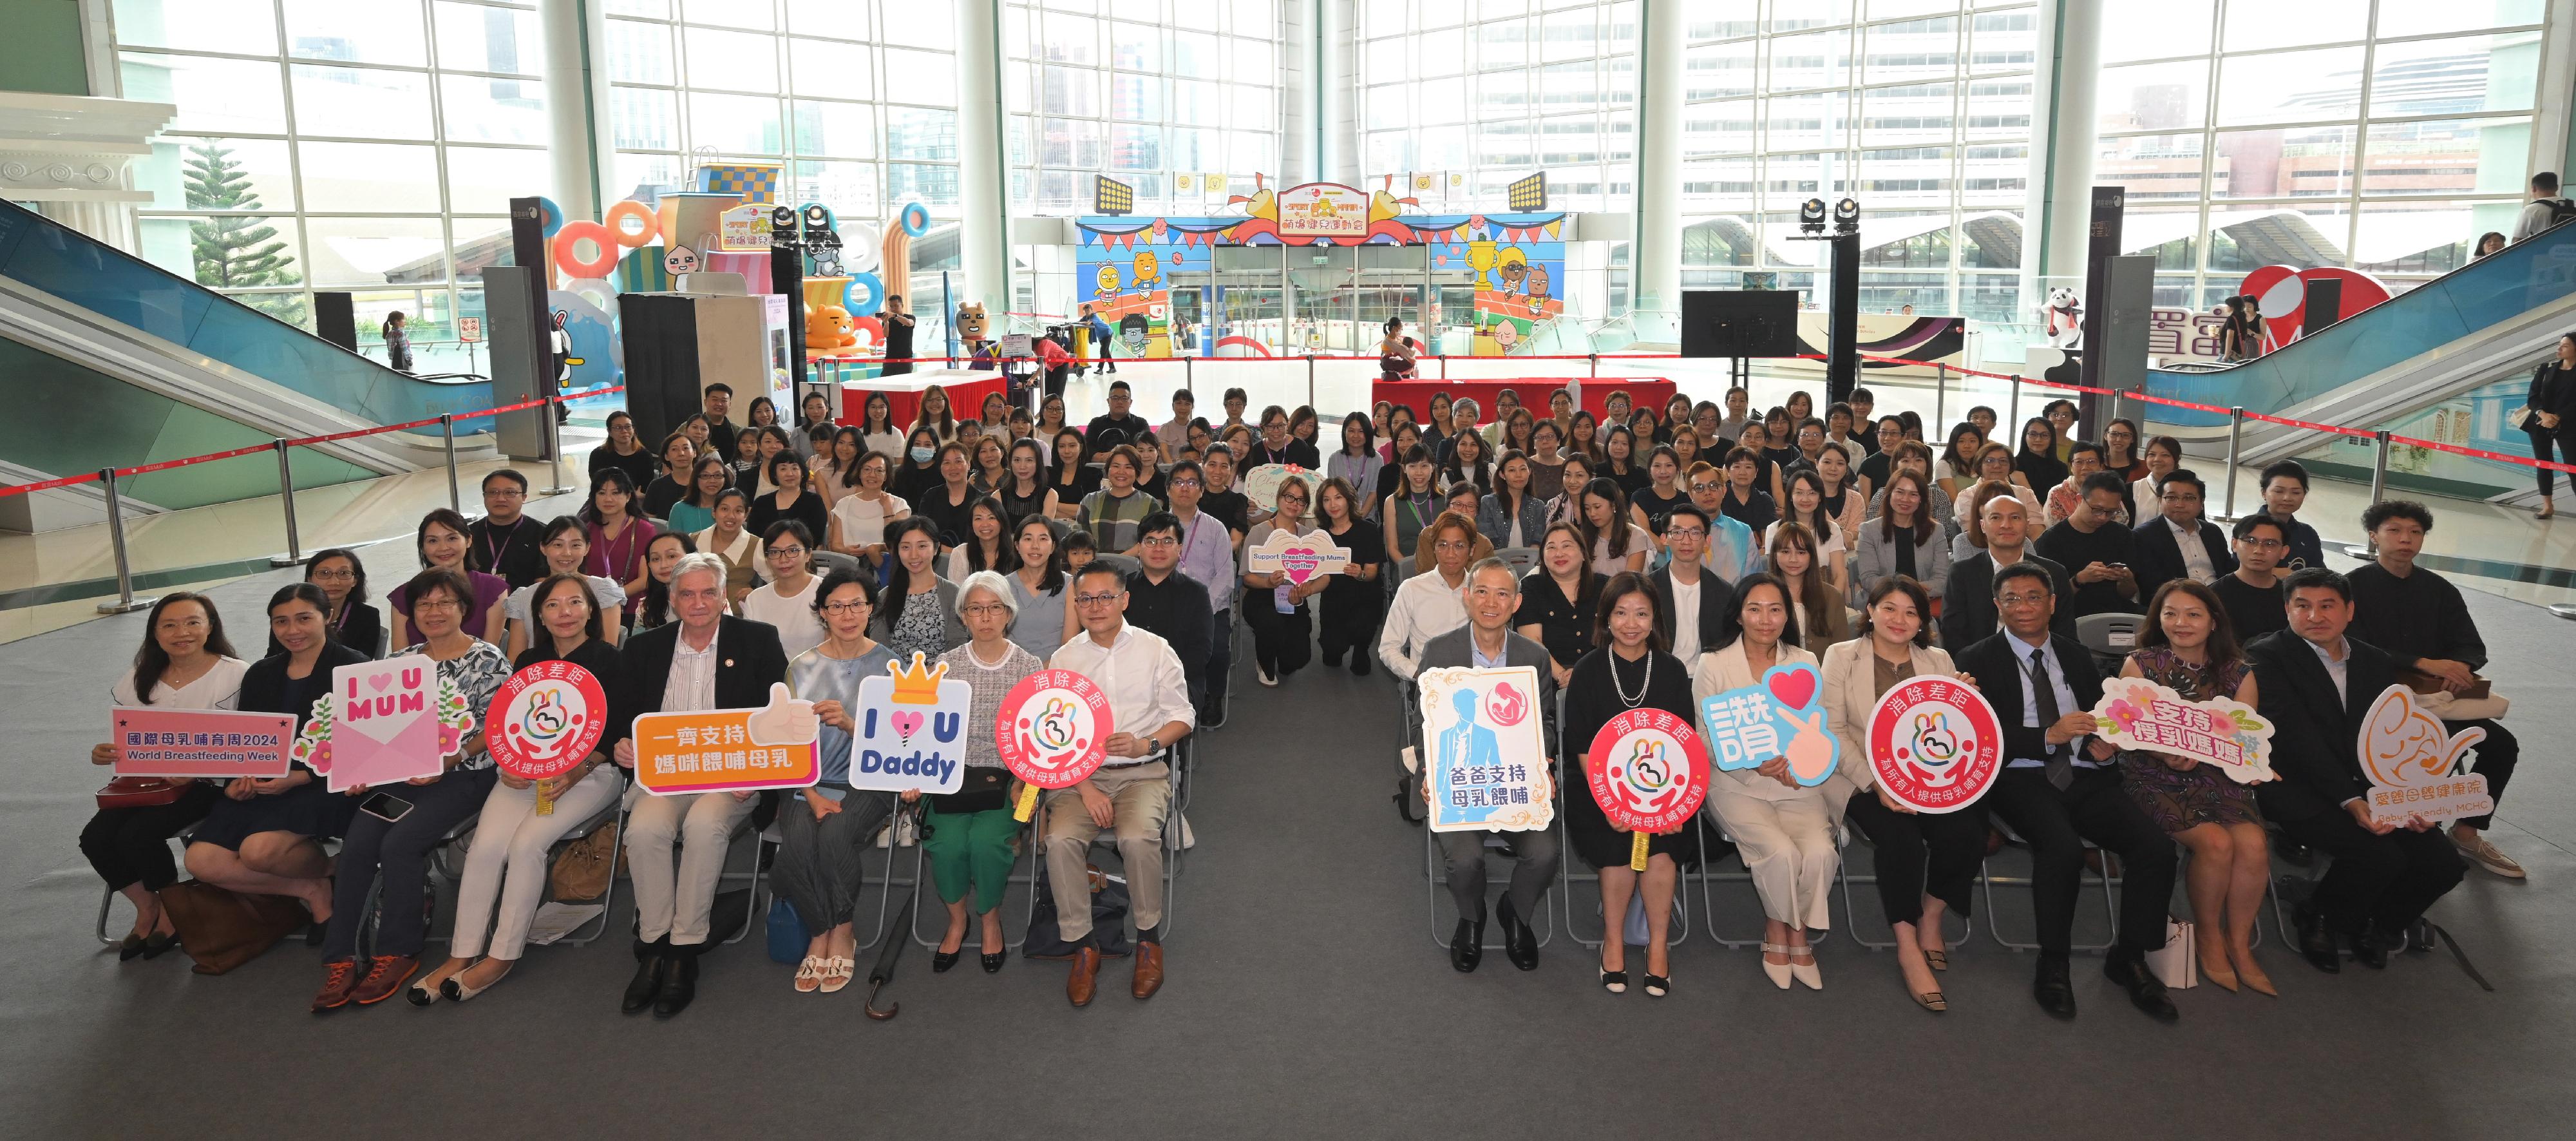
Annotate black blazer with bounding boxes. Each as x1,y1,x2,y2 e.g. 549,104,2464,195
2130,516,2238,600
1939,552,2072,649
1647,564,1736,653
1955,631,2102,766
621,614,790,718
2246,630,2400,823
2530,361,2576,422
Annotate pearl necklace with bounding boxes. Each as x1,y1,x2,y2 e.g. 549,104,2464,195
1609,647,1653,708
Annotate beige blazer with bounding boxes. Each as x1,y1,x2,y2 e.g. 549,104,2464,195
1691,639,1827,803
1819,636,1958,794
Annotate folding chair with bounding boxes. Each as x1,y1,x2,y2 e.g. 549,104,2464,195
1019,740,1190,942
1834,825,1976,951
1424,824,1558,952
903,810,1042,954
1557,809,1696,951
1690,814,1770,950
1493,546,1540,577
94,826,199,946
614,796,768,947
2076,613,2143,678
1980,818,2119,954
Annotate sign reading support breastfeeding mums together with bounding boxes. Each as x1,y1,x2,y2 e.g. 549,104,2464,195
846,653,971,794
1417,666,1553,834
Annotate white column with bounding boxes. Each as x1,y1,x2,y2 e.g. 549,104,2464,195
538,0,607,221
1630,0,1684,331
1312,0,1350,185
2034,0,2101,283
957,0,1012,308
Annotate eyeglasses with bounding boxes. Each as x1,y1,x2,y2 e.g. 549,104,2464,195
1169,478,1202,489
2238,537,2285,550
1666,528,1707,539
486,488,525,499
769,546,808,558
413,597,460,611
1434,539,1472,551
963,602,1010,617
1074,592,1122,606
1139,535,1179,548
309,568,356,580
1997,592,2049,608
821,600,870,614
1689,481,1723,493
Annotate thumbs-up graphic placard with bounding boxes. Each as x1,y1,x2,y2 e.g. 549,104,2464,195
633,684,822,795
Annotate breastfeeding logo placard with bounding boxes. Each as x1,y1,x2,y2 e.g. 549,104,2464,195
996,669,1115,820
1867,676,2002,813
1585,708,1710,867
486,660,609,782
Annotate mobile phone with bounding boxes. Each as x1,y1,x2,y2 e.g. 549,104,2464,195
359,791,415,823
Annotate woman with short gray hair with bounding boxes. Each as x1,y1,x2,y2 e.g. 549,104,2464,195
929,572,1042,972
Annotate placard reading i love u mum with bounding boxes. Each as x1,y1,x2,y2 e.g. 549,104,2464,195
292,658,478,792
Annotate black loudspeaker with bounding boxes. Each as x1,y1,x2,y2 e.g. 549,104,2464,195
314,291,357,352
1681,289,1801,358
2302,278,2344,338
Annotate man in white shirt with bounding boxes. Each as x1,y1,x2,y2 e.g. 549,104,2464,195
1046,564,1196,1007
1378,513,1477,680
1647,504,1733,663
2131,470,2236,600
612,553,793,1018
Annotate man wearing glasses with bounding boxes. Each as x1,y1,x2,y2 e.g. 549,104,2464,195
2130,469,2235,599
468,470,547,589
1046,563,1196,1006
2215,514,2291,640
1164,461,1242,724
1646,504,1735,663
1119,512,1214,722
1682,461,1761,582
1957,562,2179,1023
2033,471,2141,621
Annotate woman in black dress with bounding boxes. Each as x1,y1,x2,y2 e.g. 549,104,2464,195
892,427,944,504
1514,523,1604,687
1559,571,1698,997
2013,417,2069,494
748,451,829,545
1043,427,1099,520
914,442,981,551
1312,477,1385,675
182,584,372,931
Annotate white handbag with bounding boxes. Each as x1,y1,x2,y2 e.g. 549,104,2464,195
2145,919,2197,989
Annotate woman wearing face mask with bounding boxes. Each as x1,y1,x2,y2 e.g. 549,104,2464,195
309,568,511,1011
631,532,696,635
389,508,510,647
1822,576,1980,1012
1560,573,1699,998
740,521,828,658
419,571,628,1004
875,517,965,661
693,488,762,608
1692,572,1833,992
774,570,901,995
86,593,249,961
503,516,627,658
182,584,372,940
828,452,909,569
893,427,945,504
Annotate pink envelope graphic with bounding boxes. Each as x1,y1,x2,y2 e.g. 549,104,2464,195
316,660,455,792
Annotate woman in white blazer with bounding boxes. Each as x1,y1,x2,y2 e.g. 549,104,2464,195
1690,573,1833,992
1819,574,1985,1014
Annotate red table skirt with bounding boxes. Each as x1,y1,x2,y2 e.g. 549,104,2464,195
1371,377,1676,429
835,372,1009,428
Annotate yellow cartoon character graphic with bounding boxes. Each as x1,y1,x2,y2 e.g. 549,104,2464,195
1094,263,1122,302
1130,249,1161,291
1495,246,1530,294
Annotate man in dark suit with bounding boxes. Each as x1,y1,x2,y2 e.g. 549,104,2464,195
611,552,793,1018
2130,469,2236,599
1647,504,1736,662
1416,557,1562,973
1956,562,2179,1022
1941,488,2070,649
2249,568,2467,972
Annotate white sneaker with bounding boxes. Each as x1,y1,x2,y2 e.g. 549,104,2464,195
1255,663,1278,687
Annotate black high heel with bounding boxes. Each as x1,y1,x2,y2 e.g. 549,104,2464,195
1599,966,1628,994
1643,972,1671,999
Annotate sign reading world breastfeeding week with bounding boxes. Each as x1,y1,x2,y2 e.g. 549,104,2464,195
846,652,971,794
1697,663,1840,787
1417,666,1553,834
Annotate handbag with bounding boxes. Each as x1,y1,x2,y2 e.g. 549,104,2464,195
548,819,621,903
929,767,1011,815
1024,862,1131,959
159,879,308,975
97,776,187,810
766,896,810,964
2145,919,2197,989
2508,405,2535,432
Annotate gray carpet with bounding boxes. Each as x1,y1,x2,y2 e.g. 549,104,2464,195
6,546,2572,1139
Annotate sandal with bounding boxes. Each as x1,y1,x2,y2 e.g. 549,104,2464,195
793,955,826,994
820,955,856,994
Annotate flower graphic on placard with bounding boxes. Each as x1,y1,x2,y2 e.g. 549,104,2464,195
2102,698,2147,736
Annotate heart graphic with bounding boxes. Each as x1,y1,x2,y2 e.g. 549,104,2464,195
1766,667,1816,711
891,711,924,742
1280,547,1322,585
368,674,394,693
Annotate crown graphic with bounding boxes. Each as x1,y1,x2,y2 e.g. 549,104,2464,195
887,651,949,705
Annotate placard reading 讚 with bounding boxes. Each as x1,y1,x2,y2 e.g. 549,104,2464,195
633,684,822,795
1697,662,1839,787
110,707,296,780
2358,684,2495,827
292,658,477,793
845,652,970,794
1418,666,1553,833
2089,676,2275,785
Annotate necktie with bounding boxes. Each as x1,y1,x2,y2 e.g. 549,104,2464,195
2026,647,2070,791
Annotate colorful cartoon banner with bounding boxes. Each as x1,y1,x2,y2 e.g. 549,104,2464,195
291,659,478,793
1866,675,2003,814
2358,685,2494,827
2090,676,2275,785
1696,663,1840,787
632,684,822,795
486,660,610,816
109,708,295,780
996,668,1115,821
1418,667,1554,834
1586,707,1712,870
847,652,971,794
1243,527,1351,586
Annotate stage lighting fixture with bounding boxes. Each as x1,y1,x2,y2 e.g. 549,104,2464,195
1833,197,1860,234
1799,198,1826,234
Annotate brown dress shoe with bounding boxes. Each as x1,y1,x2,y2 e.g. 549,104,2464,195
311,959,360,1013
352,955,419,1006
1066,946,1101,1008
1132,942,1164,1000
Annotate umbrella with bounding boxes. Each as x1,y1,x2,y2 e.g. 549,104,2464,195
864,801,929,1020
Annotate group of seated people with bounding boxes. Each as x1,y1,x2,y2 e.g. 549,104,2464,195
80,378,2517,1022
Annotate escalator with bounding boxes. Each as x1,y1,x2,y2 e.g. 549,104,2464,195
0,200,507,513
2143,220,2576,503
